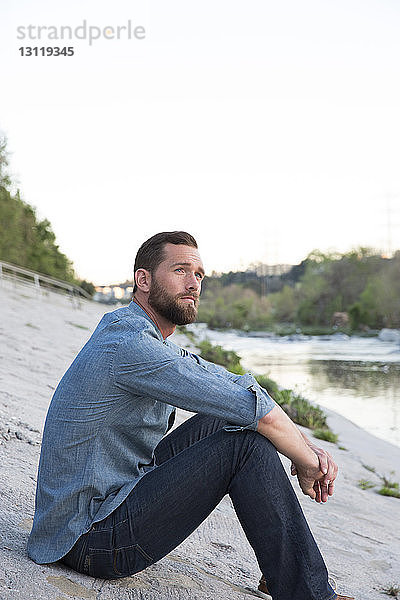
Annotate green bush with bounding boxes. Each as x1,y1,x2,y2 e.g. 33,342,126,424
312,429,339,443
198,340,245,374
254,374,280,397
198,338,335,437
271,389,328,430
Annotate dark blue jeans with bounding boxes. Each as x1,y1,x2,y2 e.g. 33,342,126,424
61,414,336,600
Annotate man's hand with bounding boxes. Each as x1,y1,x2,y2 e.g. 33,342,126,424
294,462,326,500
291,436,338,503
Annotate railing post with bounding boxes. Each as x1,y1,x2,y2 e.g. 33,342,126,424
34,273,42,299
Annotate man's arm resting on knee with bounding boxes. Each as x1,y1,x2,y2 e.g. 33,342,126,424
294,430,338,501
257,405,325,500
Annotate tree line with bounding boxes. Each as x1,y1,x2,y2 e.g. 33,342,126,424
199,248,400,332
2,133,398,324
0,136,94,296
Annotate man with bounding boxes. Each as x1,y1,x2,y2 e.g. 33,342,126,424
28,231,353,600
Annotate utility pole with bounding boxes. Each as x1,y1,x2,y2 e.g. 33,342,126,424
384,193,400,257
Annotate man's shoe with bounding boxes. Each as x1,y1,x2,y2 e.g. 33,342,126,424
257,575,354,600
256,576,272,599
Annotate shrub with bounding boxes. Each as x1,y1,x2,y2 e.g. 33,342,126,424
312,429,339,443
197,338,334,436
272,389,328,430
254,374,280,397
198,340,245,374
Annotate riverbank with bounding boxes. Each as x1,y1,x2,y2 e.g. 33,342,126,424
187,324,400,448
1,283,399,599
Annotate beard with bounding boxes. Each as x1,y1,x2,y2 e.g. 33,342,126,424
148,278,199,325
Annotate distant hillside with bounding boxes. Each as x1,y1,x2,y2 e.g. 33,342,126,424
0,135,94,295
199,248,400,331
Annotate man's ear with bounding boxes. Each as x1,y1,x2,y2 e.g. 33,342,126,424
135,269,151,293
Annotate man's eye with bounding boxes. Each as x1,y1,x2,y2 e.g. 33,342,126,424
175,268,185,273
195,273,203,280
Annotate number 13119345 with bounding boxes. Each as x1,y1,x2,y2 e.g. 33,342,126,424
19,47,74,56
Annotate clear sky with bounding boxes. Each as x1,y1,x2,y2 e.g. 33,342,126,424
1,0,400,284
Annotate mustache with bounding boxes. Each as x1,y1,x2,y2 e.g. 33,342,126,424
176,293,200,301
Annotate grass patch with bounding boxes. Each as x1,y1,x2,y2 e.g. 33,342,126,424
253,374,280,397
197,340,245,375
338,445,348,451
312,428,339,443
378,477,400,498
357,479,375,490
371,473,400,499
272,324,351,337
357,469,400,500
378,487,400,499
381,475,399,489
271,388,328,430
25,322,40,330
362,464,376,473
66,321,90,331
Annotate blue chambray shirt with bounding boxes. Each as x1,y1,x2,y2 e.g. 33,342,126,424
27,301,275,564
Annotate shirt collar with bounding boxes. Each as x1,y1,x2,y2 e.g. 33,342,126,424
127,300,164,341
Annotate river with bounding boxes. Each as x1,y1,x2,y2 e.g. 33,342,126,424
189,325,400,448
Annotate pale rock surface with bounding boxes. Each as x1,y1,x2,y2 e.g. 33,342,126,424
1,281,399,600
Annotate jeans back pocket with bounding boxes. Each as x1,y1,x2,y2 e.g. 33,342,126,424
87,548,117,579
113,544,153,578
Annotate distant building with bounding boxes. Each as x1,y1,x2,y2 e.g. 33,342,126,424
251,263,293,277
94,281,134,304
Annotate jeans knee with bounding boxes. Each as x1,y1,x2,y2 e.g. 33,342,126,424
224,427,282,470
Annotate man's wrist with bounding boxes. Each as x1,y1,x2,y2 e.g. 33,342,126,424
295,446,320,471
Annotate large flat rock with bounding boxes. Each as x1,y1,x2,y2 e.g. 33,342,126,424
1,283,399,599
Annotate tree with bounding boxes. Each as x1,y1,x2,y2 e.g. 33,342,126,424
0,134,11,188
0,134,92,288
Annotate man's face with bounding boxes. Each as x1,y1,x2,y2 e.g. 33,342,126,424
148,243,205,325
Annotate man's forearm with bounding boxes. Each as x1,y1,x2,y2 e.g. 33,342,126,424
299,429,316,448
257,405,325,499
257,405,319,469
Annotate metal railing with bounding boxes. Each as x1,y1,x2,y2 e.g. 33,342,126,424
0,260,92,305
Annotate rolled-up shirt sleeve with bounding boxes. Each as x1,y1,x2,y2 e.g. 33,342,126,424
114,328,275,431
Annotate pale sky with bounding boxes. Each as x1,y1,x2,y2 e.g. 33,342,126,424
1,0,400,284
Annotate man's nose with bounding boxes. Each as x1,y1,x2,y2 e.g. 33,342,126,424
186,273,201,291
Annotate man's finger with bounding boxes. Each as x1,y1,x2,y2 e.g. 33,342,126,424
308,487,317,500
322,455,338,484
320,481,329,503
313,481,321,503
299,476,317,499
318,453,328,475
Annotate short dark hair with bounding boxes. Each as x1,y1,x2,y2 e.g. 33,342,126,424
133,231,198,293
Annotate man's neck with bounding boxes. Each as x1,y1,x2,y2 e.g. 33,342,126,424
132,294,176,340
